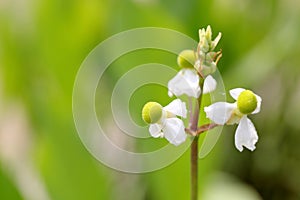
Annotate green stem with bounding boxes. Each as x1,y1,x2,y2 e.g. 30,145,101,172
190,79,204,200
190,135,199,200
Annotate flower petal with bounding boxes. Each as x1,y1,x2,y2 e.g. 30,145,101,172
235,116,258,152
204,102,236,125
252,94,262,114
203,75,217,94
149,123,163,138
162,118,187,146
168,69,200,98
163,99,187,118
229,88,245,100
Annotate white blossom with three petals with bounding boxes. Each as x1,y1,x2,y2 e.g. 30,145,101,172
204,88,262,152
143,99,188,146
167,69,217,98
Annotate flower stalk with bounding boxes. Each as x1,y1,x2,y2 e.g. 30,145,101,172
189,78,204,200
190,136,199,200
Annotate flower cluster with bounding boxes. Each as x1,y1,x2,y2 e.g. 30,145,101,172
168,26,222,98
141,26,262,152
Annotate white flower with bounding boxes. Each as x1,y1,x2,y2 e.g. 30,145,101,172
168,69,217,98
142,99,187,146
204,88,262,152
168,69,200,98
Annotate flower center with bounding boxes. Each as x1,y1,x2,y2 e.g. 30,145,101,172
177,50,196,68
237,90,257,114
142,102,163,124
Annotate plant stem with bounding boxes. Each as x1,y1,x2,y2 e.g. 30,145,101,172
196,123,219,135
190,79,204,200
190,135,199,200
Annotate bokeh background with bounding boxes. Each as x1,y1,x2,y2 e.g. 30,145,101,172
1,0,300,199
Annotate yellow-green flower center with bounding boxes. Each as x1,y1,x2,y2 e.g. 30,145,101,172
142,102,163,124
177,50,196,68
237,90,257,114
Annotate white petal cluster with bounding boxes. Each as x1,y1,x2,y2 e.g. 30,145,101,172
168,69,217,98
204,88,262,152
148,99,187,146
168,69,200,98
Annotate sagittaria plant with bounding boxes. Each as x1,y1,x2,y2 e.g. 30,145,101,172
141,26,262,200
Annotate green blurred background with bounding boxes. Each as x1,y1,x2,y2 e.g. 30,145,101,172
1,0,300,199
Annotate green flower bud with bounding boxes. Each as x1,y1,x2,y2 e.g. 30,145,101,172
198,26,222,53
205,25,212,42
201,62,216,76
206,52,216,62
177,50,196,68
142,102,163,124
237,90,257,114
200,39,210,53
